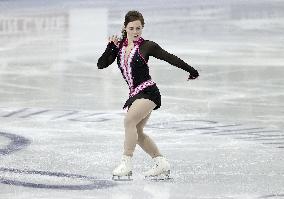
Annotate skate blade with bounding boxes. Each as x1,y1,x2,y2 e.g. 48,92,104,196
145,170,172,181
150,177,173,181
112,177,133,181
112,172,133,181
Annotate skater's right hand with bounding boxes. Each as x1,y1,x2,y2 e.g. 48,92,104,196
187,69,199,81
108,35,119,46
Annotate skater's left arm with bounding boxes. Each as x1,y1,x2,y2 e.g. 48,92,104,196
147,41,199,80
97,35,120,69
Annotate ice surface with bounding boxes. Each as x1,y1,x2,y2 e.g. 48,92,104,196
0,0,284,198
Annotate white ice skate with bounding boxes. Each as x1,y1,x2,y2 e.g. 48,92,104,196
112,155,133,181
143,156,171,180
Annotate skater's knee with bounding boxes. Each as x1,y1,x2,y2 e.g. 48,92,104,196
136,126,144,134
137,131,147,142
124,116,140,129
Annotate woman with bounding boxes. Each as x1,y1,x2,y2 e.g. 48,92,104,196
97,10,199,180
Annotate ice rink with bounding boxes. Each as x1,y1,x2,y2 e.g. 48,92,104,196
0,0,284,198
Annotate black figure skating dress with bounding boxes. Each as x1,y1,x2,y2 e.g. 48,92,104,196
97,37,198,110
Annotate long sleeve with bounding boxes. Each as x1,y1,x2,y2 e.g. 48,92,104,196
147,41,198,76
97,41,119,69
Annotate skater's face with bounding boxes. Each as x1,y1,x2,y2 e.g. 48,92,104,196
125,20,143,42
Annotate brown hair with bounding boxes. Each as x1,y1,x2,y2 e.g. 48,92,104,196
121,10,145,41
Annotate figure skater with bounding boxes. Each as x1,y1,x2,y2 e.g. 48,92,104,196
97,10,199,180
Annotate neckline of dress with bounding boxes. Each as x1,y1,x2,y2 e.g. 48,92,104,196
123,37,144,47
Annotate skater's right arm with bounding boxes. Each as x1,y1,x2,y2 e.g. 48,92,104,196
97,35,119,69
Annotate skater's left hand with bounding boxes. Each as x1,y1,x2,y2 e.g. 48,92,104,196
187,69,199,81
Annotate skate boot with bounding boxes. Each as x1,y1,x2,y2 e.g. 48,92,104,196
112,155,133,181
143,156,171,180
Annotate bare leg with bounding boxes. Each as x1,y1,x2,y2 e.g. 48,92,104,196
136,113,162,158
123,99,156,156
136,112,170,179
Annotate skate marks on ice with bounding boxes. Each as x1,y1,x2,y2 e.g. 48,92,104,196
0,107,124,123
0,107,283,149
0,131,30,156
258,193,284,199
0,131,116,190
0,167,116,190
147,119,284,149
0,106,283,193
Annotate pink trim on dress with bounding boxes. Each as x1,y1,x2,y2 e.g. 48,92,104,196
120,46,130,87
120,37,154,96
129,79,155,97
123,37,144,47
126,46,138,92
120,45,138,92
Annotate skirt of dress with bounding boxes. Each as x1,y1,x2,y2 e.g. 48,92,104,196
123,84,161,111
